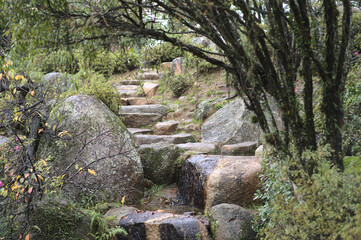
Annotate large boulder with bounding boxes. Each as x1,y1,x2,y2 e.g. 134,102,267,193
179,155,261,210
37,95,144,203
209,204,256,240
42,72,74,95
138,142,181,184
201,98,262,145
172,57,186,75
117,211,211,240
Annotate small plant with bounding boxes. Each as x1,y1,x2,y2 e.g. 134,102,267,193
88,211,127,240
169,74,192,97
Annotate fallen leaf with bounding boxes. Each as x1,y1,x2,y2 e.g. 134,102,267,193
25,233,30,240
121,196,126,205
88,169,96,175
28,187,33,194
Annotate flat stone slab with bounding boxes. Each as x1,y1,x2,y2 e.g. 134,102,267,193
221,141,258,155
120,113,163,128
137,72,159,80
143,82,159,97
179,155,261,210
119,80,159,85
154,120,180,135
128,128,153,135
177,142,217,154
115,85,141,97
120,104,169,116
123,97,159,105
134,133,196,146
118,211,211,240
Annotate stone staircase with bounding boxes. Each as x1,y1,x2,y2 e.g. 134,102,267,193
111,66,261,239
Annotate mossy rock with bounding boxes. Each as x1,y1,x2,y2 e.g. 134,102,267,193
37,95,144,204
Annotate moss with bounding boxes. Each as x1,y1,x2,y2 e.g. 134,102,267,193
31,199,92,240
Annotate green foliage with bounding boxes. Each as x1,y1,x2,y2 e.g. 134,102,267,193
344,156,361,175
142,41,182,65
168,74,192,97
255,146,361,239
66,70,122,115
343,63,361,156
352,12,361,52
88,211,127,240
33,49,79,74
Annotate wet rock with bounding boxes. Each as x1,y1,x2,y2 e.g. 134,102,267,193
154,120,179,135
193,100,216,121
179,155,261,210
201,98,262,145
138,143,181,184
221,141,258,155
143,82,159,97
134,133,196,146
177,142,216,154
120,113,163,128
209,203,256,240
120,105,169,116
117,211,211,240
104,206,138,226
37,95,144,203
172,57,186,75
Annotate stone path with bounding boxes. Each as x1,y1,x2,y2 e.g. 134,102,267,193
112,65,261,239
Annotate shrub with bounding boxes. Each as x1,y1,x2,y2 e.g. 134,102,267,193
255,146,361,239
343,62,361,156
168,74,192,97
113,47,140,73
142,41,183,66
65,70,122,115
32,49,79,74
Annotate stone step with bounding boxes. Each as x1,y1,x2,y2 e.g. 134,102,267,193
116,211,211,240
154,120,180,135
134,133,196,146
142,82,159,97
176,142,217,154
221,141,258,155
120,104,169,116
122,97,159,105
128,128,153,135
119,80,159,85
137,72,159,80
179,155,261,210
120,113,163,128
115,85,141,97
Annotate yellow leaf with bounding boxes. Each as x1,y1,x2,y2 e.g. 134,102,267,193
121,196,125,205
88,169,96,175
38,175,43,181
13,88,16,94
15,75,22,81
41,159,47,166
30,90,35,96
25,233,30,240
0,73,2,79
45,122,48,127
38,128,44,134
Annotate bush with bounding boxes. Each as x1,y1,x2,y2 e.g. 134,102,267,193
65,70,122,115
113,48,140,73
255,146,361,239
168,74,192,97
343,63,361,156
142,41,183,66
31,49,79,74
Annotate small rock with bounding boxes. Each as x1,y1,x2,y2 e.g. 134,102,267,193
154,120,180,135
142,82,159,97
255,145,264,157
179,96,188,102
184,123,198,133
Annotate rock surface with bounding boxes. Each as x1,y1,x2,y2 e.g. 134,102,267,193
0,136,8,146
209,203,256,240
172,57,186,75
134,133,196,146
42,72,74,95
120,104,169,116
154,120,179,135
123,97,159,105
202,98,262,145
104,206,138,226
120,113,163,128
117,211,211,240
179,155,261,210
221,141,258,155
176,142,217,154
143,82,159,97
137,72,159,80
37,95,144,203
138,143,181,184
193,100,216,120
